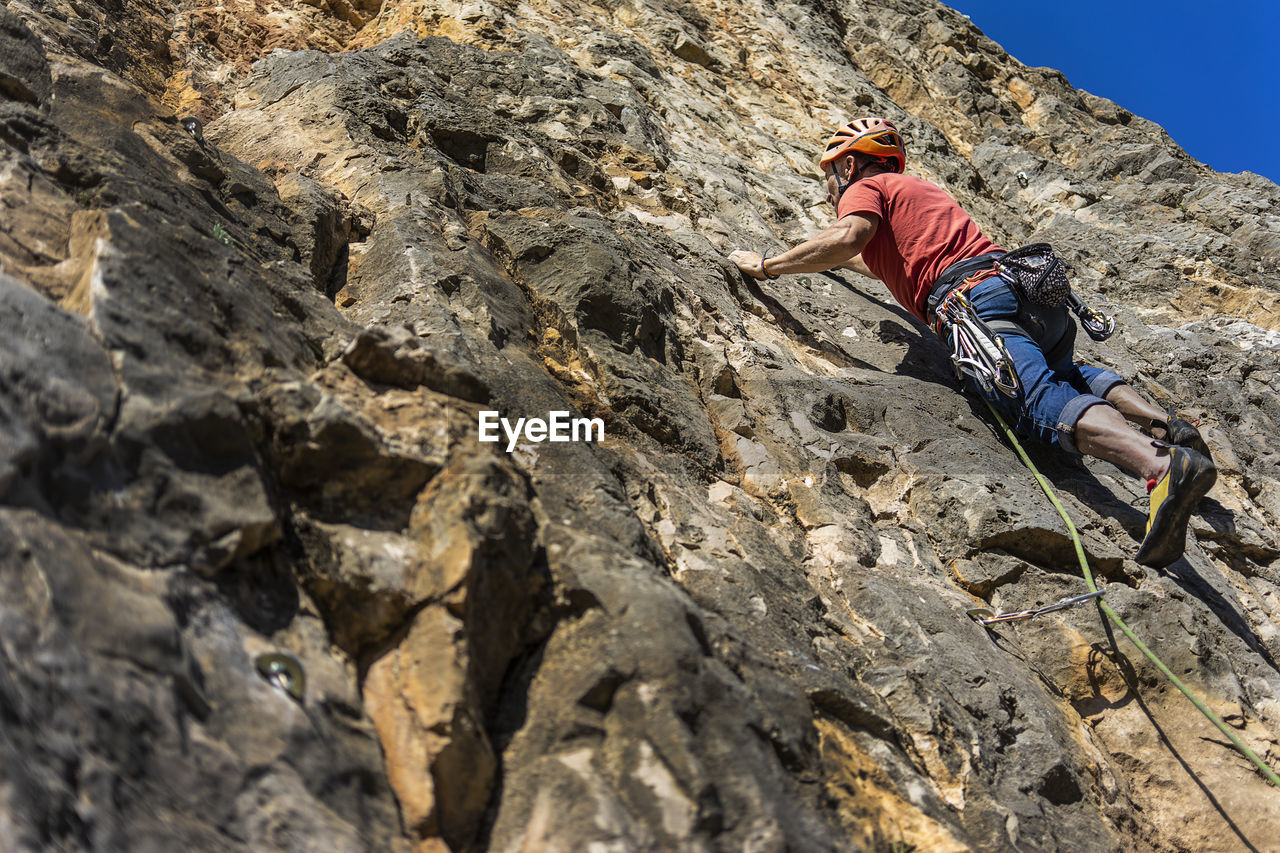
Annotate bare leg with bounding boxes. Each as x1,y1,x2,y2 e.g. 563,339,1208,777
1103,383,1168,436
1084,387,1213,569
1074,402,1169,482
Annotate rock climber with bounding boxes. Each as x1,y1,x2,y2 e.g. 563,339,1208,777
728,117,1216,568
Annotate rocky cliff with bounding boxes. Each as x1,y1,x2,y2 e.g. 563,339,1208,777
2,0,1279,850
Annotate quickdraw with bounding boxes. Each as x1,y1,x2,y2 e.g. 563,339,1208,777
966,589,1105,625
932,276,1020,398
1067,291,1116,342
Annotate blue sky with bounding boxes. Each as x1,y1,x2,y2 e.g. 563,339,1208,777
946,0,1280,184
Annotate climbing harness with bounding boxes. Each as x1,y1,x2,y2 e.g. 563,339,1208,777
932,276,1021,398
980,399,1280,787
927,245,1118,398
966,590,1105,625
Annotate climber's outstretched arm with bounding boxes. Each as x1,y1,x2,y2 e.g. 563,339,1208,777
836,255,877,280
729,213,878,280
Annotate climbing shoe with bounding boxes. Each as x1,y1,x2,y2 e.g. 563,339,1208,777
1151,409,1209,458
1135,446,1217,568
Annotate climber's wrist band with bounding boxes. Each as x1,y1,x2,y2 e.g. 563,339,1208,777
761,253,779,279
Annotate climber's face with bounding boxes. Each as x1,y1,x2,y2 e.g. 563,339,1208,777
825,154,888,208
823,155,852,208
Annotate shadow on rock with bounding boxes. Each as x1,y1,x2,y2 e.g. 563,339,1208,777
1162,553,1280,677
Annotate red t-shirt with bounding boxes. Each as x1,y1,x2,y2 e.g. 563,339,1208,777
837,173,1003,321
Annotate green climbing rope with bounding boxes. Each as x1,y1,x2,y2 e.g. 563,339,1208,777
982,399,1280,788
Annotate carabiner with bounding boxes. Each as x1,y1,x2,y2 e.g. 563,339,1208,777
967,589,1105,626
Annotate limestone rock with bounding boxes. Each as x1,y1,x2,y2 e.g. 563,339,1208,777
2,0,1279,850
0,6,51,107
364,452,540,851
343,324,490,402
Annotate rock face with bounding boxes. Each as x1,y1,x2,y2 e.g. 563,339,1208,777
2,0,1279,851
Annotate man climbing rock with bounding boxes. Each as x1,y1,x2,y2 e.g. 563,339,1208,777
729,117,1216,568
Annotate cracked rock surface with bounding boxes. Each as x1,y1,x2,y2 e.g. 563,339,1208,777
2,1,1279,851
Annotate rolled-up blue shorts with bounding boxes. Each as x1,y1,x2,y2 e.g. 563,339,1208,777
962,277,1124,454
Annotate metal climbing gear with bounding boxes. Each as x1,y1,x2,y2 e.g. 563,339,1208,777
1067,291,1116,341
934,284,1021,398
967,589,1105,625
998,243,1117,341
255,652,306,704
180,116,204,143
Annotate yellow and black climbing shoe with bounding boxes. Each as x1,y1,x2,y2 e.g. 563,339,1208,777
1136,446,1217,568
1153,408,1210,458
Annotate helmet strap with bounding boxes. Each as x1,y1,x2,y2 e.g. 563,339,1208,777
830,155,887,205
836,156,873,197
831,168,850,202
